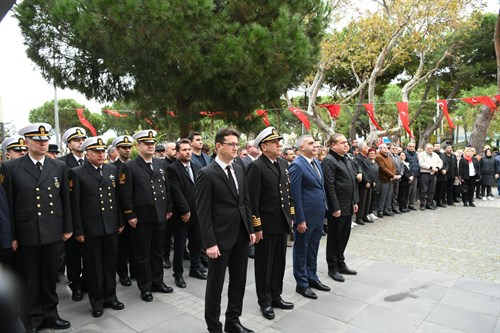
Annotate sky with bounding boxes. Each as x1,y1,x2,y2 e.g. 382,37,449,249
0,1,498,135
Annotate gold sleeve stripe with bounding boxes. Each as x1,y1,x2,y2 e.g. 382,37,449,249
123,210,133,214
290,207,295,215
252,215,261,227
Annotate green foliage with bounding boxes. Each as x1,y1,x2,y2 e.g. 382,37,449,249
15,0,330,136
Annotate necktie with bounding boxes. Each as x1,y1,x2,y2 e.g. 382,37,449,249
311,161,321,178
273,161,280,175
36,161,43,173
148,162,153,171
97,167,103,177
78,159,84,166
186,164,194,182
226,165,238,194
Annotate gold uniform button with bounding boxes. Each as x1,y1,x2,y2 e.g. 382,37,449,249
150,180,153,184
108,187,111,190
154,198,157,201
47,187,51,190
159,185,162,188
100,194,103,197
50,211,54,215
49,203,53,206
108,193,111,197
49,194,53,198
110,206,113,209
36,188,40,191
37,204,41,208
101,201,104,204
109,199,113,203
37,212,42,216
36,196,41,200
102,208,105,211
162,197,165,200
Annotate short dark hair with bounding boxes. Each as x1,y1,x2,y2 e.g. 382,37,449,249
215,128,240,145
175,138,191,152
187,131,201,141
283,147,293,155
326,133,345,147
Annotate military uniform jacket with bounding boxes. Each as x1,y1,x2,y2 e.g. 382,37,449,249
1,155,72,246
167,159,200,227
245,155,294,234
69,162,123,238
118,156,172,224
58,153,84,169
0,184,12,249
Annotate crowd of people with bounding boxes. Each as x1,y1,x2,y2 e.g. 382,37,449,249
0,123,499,333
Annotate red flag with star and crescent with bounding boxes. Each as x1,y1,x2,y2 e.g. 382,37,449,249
461,96,497,112
288,107,310,131
76,108,97,136
255,109,270,127
319,104,341,119
362,104,383,131
437,99,455,129
396,102,413,138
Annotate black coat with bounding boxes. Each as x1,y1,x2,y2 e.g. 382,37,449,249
321,150,359,216
0,184,12,249
69,162,123,238
458,157,481,180
245,155,293,234
444,153,457,180
118,156,172,224
167,159,200,227
355,154,375,185
1,155,72,246
436,152,449,181
196,161,253,250
57,153,84,169
479,156,497,186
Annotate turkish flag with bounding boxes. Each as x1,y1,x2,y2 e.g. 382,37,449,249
437,99,455,129
76,109,97,136
255,109,270,127
396,102,414,138
319,104,341,119
103,109,127,118
167,111,177,117
362,104,383,131
461,96,497,112
288,107,310,131
199,111,223,117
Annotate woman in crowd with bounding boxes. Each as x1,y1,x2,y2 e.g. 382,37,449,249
479,148,497,200
458,147,481,207
398,152,414,212
367,148,380,221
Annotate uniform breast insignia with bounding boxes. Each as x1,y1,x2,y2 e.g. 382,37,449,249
110,174,116,187
159,169,165,181
68,179,73,192
54,177,60,189
119,172,126,184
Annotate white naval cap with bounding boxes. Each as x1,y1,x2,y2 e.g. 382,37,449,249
254,127,283,148
18,123,52,141
62,127,87,145
81,136,107,151
2,135,28,151
112,135,134,147
132,130,157,143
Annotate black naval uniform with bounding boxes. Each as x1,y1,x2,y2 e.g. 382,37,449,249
112,158,135,282
57,153,86,294
118,156,172,293
245,155,294,308
69,161,123,311
1,155,72,330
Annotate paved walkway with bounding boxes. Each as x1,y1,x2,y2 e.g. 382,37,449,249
47,196,499,332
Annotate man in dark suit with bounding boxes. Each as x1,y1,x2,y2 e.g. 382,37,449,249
241,140,260,168
321,134,359,283
161,141,176,269
246,127,295,320
189,132,212,168
167,139,207,289
289,134,330,300
196,128,256,333
0,169,13,268
69,137,125,318
118,130,174,302
111,135,135,287
1,123,72,331
58,127,88,297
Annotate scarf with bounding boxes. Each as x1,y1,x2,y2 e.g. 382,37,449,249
464,155,473,164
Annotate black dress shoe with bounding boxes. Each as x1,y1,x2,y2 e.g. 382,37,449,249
463,202,469,207
425,205,435,210
27,328,38,333
224,322,254,333
377,212,384,218
339,267,357,275
198,265,208,274
72,289,83,301
383,211,393,216
295,286,317,299
436,203,446,208
141,291,153,302
408,206,417,210
328,270,345,282
175,276,186,288
151,282,174,293
309,280,331,291
43,318,71,330
57,272,69,284
104,300,124,310
163,257,172,269
260,306,275,320
420,206,426,211
119,275,132,287
92,309,103,318
355,220,365,225
469,203,475,207
271,297,294,309
392,210,402,214
189,269,207,280
362,218,373,223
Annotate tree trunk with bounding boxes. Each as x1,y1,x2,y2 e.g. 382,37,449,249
349,87,366,140
495,9,500,91
307,66,335,139
470,105,495,151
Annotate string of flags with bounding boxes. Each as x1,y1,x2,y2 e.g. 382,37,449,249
73,95,498,137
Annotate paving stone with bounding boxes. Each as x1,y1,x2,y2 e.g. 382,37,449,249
373,288,438,319
363,261,414,278
141,313,206,332
75,317,135,332
333,280,388,304
348,304,422,331
426,303,497,332
439,288,500,316
452,277,500,298
415,321,463,332
302,292,368,322
381,277,449,302
270,307,346,332
114,299,182,332
345,269,402,289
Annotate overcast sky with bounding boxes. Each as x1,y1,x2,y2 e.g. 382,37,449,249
1,1,498,133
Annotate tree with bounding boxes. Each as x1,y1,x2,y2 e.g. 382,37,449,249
15,0,330,137
28,98,104,134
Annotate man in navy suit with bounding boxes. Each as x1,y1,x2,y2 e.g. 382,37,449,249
289,135,330,300
188,132,212,168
